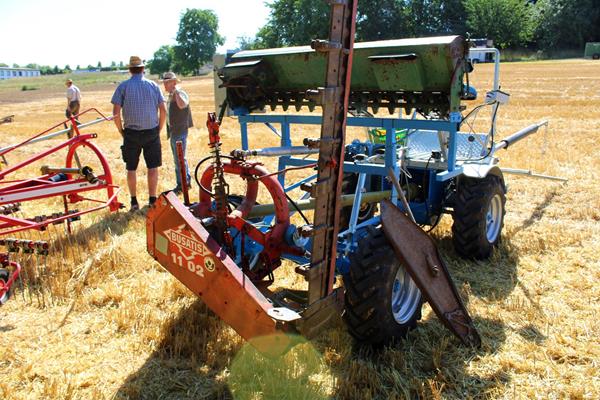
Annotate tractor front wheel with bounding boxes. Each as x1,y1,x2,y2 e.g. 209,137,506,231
452,175,506,260
343,227,422,346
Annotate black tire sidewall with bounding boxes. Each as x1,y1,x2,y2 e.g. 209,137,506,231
343,228,422,345
452,176,506,260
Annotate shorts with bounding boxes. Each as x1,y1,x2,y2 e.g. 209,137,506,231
66,101,80,118
121,127,162,171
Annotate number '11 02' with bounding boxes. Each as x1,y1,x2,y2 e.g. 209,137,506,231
171,253,205,277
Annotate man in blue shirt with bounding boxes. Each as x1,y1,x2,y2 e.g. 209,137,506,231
111,56,166,211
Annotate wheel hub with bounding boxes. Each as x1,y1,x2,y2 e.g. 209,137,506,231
391,266,421,324
486,194,503,243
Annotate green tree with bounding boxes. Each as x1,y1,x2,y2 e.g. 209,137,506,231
0,63,8,67
533,0,600,50
237,36,259,50
64,65,72,72
252,0,468,47
149,45,174,75
173,9,224,75
356,1,410,40
255,0,329,48
463,0,534,48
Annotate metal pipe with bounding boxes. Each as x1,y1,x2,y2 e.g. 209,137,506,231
231,146,320,158
247,190,392,219
494,120,548,153
387,168,416,223
40,166,80,175
0,117,109,154
469,48,501,90
176,141,191,206
501,168,568,182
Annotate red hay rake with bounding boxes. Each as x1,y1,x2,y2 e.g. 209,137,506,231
0,109,122,305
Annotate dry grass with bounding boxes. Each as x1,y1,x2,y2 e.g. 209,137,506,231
0,60,599,399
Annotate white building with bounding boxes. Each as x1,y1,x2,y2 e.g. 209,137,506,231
0,67,42,80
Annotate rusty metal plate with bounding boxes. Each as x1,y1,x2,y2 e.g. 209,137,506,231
381,200,481,347
146,193,296,354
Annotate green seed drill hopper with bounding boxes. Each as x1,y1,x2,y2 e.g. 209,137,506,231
220,35,469,116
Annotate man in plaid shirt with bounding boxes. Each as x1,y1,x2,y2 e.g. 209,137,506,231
111,56,166,211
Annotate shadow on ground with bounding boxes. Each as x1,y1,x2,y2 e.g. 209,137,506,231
115,300,238,400
320,314,508,399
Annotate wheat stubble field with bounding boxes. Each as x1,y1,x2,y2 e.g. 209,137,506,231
0,60,598,400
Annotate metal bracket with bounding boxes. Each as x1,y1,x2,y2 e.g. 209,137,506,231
306,87,339,106
311,39,343,53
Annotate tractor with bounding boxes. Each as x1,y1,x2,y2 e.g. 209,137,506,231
147,0,554,353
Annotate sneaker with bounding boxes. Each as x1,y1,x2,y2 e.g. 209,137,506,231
171,186,183,195
130,203,140,212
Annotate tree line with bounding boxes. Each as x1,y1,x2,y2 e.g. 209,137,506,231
149,1,600,77
5,2,600,79
245,0,600,51
0,61,129,75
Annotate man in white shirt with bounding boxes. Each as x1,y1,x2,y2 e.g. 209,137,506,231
65,79,81,120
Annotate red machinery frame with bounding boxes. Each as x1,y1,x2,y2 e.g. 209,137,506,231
0,108,122,236
0,109,121,306
0,252,21,305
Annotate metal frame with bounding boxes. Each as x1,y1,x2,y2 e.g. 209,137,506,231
0,109,121,236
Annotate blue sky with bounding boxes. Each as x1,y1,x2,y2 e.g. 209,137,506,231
0,0,270,67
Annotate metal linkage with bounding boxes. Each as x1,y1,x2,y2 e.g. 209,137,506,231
0,238,49,255
0,203,21,215
206,112,232,252
0,115,14,125
40,165,100,184
308,0,358,304
28,209,81,226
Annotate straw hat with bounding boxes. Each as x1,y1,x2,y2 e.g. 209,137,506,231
162,72,179,82
128,56,145,68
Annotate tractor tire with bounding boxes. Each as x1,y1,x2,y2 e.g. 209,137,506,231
0,268,12,306
339,174,377,230
343,227,422,346
593,53,600,60
452,175,506,260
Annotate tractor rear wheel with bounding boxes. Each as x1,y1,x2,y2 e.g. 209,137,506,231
0,268,12,305
343,227,422,346
452,175,506,260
